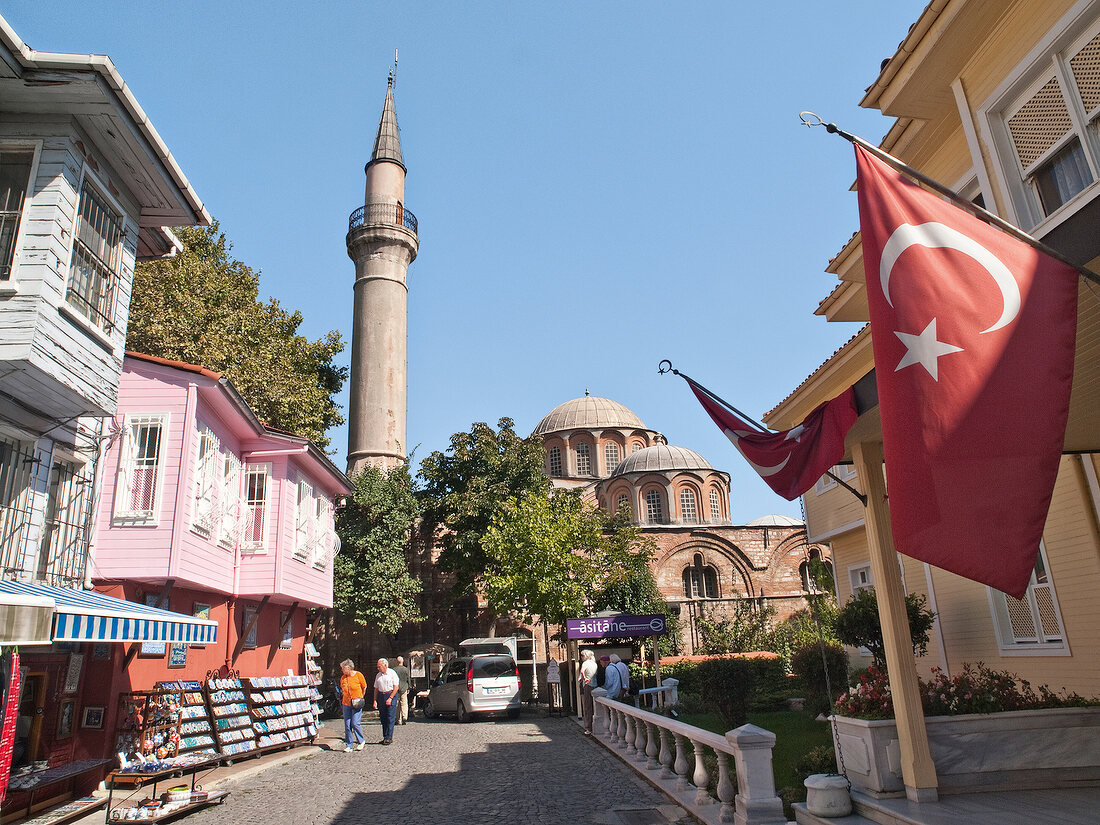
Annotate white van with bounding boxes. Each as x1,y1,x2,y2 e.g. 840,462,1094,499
422,654,521,722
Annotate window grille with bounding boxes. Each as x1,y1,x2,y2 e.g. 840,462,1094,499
992,545,1066,649
709,488,721,521
680,488,698,523
37,460,92,587
242,464,270,552
631,442,643,453
547,447,561,477
67,182,122,330
617,493,630,514
191,426,219,536
576,443,591,476
294,478,313,559
218,451,243,548
0,150,33,281
115,415,166,521
604,443,620,474
645,489,663,524
0,436,34,577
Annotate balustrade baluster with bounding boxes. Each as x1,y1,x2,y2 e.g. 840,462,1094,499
658,728,674,778
715,751,735,822
673,733,690,790
691,739,712,806
644,721,659,769
623,714,636,755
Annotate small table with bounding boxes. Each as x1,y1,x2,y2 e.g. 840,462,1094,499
4,760,111,823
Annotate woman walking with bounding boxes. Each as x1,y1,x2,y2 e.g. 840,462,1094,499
339,659,367,752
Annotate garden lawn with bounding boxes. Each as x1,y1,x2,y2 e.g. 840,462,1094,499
676,709,833,794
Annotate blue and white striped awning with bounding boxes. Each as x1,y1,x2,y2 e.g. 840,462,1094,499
0,581,218,644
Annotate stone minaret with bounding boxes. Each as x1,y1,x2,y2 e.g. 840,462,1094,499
346,74,419,475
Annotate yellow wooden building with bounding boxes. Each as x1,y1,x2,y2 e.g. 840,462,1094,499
766,0,1100,698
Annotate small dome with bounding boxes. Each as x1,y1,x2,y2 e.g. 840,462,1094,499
746,514,804,527
612,444,713,475
532,396,646,435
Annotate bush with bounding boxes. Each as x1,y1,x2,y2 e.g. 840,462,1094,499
790,642,848,716
834,588,935,670
695,601,776,655
794,744,838,781
696,655,786,729
659,658,699,695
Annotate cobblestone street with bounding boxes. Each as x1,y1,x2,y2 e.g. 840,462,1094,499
179,713,691,825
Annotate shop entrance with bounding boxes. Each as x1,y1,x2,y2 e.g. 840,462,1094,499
12,672,47,771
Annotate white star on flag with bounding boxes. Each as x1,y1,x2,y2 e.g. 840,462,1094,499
893,318,963,381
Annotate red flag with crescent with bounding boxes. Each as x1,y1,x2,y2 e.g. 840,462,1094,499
855,145,1078,598
687,379,857,501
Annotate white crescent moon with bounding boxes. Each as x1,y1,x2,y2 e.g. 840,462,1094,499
879,222,1021,333
724,429,789,477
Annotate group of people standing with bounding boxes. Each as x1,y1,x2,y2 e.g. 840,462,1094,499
578,650,631,735
338,656,412,750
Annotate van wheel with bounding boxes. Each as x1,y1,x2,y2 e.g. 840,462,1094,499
456,701,471,723
423,698,438,720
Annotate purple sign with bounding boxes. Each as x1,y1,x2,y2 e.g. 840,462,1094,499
566,614,667,639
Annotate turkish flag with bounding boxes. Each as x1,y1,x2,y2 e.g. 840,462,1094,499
855,145,1078,598
688,378,857,500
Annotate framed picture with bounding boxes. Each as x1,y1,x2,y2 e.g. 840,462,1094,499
168,642,188,669
191,603,211,648
63,653,84,694
81,705,105,730
57,699,75,739
140,594,166,656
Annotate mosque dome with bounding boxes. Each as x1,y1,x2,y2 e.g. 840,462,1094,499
532,395,646,435
746,514,804,527
612,444,714,476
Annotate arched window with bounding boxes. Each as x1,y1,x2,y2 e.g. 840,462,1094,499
604,442,620,474
709,488,721,521
576,443,591,475
616,492,631,518
631,441,644,453
680,488,698,523
645,489,663,524
682,553,718,598
800,549,835,593
547,447,562,477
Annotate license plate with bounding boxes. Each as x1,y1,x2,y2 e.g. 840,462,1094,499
484,687,508,695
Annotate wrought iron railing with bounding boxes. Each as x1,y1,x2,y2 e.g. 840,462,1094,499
347,202,418,235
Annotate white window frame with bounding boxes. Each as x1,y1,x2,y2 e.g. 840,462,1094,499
113,413,169,524
848,562,873,594
66,172,125,332
217,451,243,549
294,476,313,561
191,425,220,539
816,464,857,495
0,142,40,286
980,1,1100,232
241,463,271,554
988,542,1070,656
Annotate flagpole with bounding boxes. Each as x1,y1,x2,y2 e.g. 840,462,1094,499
657,360,769,433
800,112,1100,287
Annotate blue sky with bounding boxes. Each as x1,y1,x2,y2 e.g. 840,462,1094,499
6,2,926,522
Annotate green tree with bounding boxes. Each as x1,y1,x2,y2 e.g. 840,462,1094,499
417,418,548,596
695,600,777,655
480,490,646,627
834,587,936,670
333,463,422,635
128,222,346,448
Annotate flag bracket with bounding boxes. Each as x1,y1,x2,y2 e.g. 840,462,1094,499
657,360,768,433
799,111,1100,286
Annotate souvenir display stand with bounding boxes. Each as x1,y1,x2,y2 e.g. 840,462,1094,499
241,676,317,750
204,678,256,759
172,682,215,758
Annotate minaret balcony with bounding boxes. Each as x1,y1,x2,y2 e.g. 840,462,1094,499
348,202,418,236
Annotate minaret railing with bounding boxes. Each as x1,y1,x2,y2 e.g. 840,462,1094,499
348,203,418,235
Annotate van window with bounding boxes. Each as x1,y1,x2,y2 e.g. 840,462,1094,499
472,656,515,678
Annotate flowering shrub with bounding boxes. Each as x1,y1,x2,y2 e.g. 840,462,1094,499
834,662,1096,720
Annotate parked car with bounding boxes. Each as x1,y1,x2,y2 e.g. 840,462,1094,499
423,654,521,721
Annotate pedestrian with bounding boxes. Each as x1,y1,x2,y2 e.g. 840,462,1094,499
372,657,400,744
392,655,412,725
601,654,623,700
338,659,367,752
594,655,607,689
610,654,632,699
578,649,597,735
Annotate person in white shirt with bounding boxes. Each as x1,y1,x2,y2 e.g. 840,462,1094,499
372,658,400,744
601,654,623,699
610,654,631,698
578,649,597,734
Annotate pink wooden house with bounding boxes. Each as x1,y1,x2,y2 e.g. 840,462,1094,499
90,352,351,694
